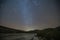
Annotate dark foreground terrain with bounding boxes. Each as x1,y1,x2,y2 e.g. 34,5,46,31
0,26,39,40
0,26,60,40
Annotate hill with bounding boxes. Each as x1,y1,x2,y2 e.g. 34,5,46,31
0,26,26,33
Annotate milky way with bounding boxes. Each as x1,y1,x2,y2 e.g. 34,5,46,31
0,0,60,31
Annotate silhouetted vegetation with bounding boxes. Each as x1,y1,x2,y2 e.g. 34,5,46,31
36,26,60,40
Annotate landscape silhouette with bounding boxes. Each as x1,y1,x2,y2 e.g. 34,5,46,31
0,25,60,40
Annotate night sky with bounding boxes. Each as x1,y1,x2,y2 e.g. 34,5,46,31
0,0,60,31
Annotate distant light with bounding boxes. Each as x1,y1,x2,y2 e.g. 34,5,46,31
25,29,35,31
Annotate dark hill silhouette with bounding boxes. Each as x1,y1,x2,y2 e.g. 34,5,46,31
0,25,41,33
0,25,60,33
0,26,26,33
55,26,60,31
36,26,60,40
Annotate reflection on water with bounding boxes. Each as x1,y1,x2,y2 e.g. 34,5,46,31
1,33,39,40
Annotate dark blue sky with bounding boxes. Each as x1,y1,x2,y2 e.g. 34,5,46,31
0,0,60,31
